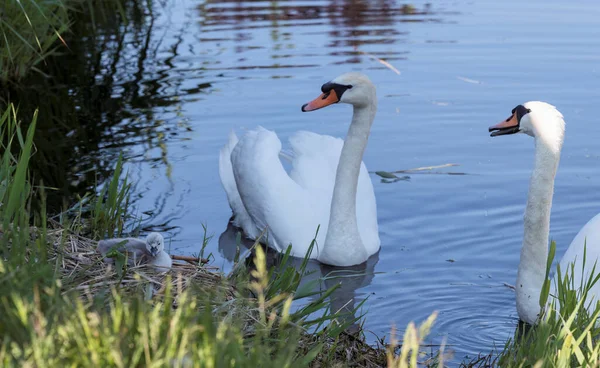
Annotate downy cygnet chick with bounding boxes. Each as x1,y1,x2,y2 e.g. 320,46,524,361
97,232,172,271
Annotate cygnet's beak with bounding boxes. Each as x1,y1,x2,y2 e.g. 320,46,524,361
150,247,159,257
301,90,339,112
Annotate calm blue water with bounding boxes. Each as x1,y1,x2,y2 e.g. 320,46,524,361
89,0,600,363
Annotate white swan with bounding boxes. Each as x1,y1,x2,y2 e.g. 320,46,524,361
219,72,380,266
97,232,172,271
489,101,600,324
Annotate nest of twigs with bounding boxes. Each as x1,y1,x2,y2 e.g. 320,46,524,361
45,225,234,305
41,223,388,367
304,330,389,368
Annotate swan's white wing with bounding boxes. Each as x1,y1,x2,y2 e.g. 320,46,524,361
219,130,260,239
288,131,342,191
288,131,380,255
231,127,326,257
556,212,600,305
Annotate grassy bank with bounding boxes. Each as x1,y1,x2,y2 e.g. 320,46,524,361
2,106,600,366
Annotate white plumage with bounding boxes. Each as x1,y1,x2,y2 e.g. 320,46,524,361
219,72,380,266
490,101,600,324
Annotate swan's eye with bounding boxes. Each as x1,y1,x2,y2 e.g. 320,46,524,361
319,82,351,100
514,105,532,123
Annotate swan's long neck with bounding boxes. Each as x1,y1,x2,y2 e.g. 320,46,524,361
319,101,376,266
516,133,562,324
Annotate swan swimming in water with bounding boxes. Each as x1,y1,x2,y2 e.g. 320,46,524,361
97,232,172,271
219,72,380,266
489,101,600,324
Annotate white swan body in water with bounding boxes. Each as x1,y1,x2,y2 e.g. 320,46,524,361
97,232,172,271
489,101,600,324
219,72,380,266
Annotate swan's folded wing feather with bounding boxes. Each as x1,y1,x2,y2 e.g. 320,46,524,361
219,129,260,239
231,127,321,255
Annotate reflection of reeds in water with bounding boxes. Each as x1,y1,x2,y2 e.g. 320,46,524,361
218,221,379,334
1,0,457,224
198,0,437,26
0,1,195,213
197,0,447,67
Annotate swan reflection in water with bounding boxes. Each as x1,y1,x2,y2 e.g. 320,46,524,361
218,222,379,333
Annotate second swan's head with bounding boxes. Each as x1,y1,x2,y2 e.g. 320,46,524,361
301,72,376,112
488,101,565,143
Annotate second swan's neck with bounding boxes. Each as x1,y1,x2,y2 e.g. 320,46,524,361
516,134,562,324
319,101,377,266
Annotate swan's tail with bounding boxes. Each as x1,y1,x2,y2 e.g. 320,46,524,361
218,130,259,238
219,130,241,212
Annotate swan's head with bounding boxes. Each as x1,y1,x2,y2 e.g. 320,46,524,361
489,101,565,144
145,232,164,257
301,72,376,112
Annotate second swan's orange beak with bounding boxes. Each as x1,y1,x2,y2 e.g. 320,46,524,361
489,111,520,137
301,90,340,112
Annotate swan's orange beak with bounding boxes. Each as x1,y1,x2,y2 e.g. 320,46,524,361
301,90,339,112
489,112,520,137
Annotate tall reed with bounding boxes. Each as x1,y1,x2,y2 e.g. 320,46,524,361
0,104,43,264
90,153,131,240
0,0,70,82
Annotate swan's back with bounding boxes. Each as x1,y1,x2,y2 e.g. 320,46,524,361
556,212,600,304
230,127,314,253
